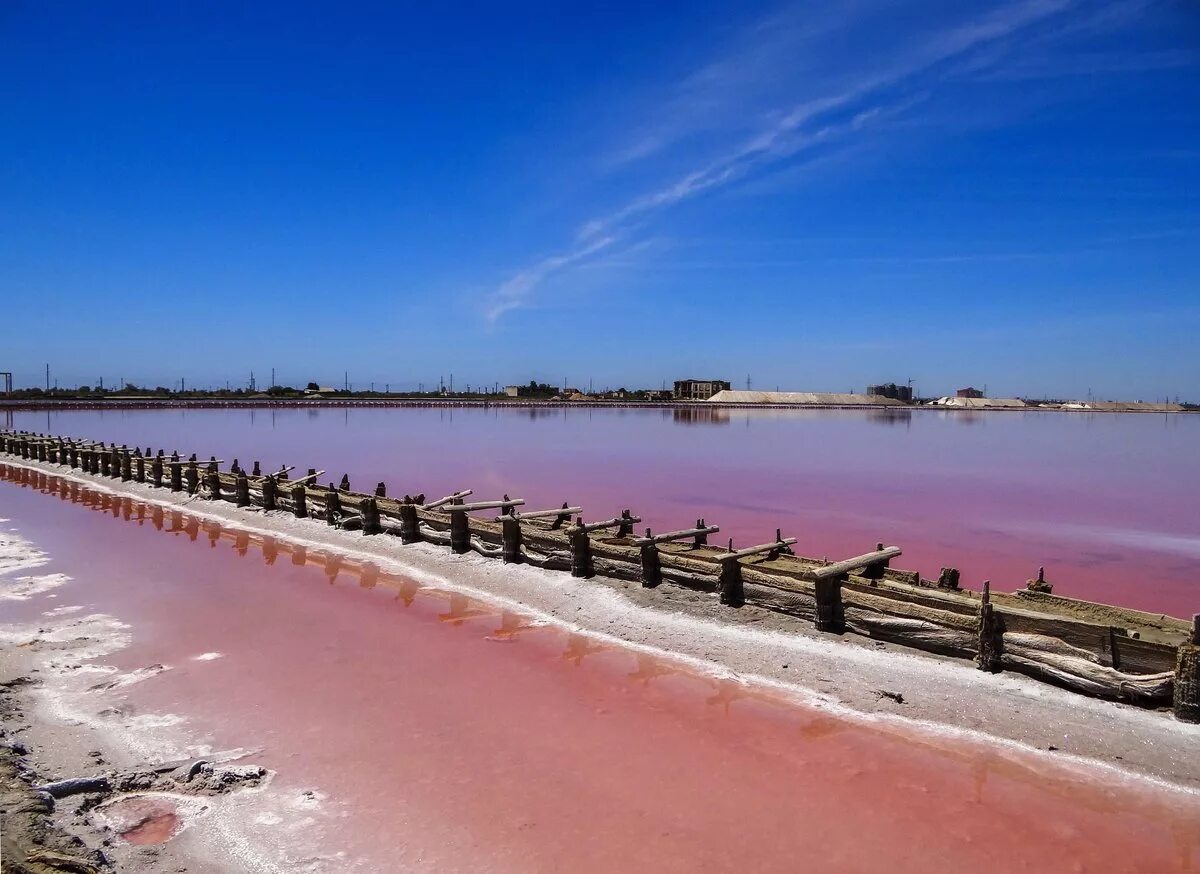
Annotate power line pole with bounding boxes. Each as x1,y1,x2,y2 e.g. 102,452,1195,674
45,363,49,392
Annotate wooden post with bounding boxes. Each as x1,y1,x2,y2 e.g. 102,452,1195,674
449,509,470,554
1173,615,1200,723
291,483,307,518
134,449,145,483
325,487,341,525
375,482,386,498
339,474,350,491
616,509,635,538
977,580,1002,673
501,515,521,563
120,448,132,481
252,461,261,477
719,559,744,607
640,528,661,587
261,475,278,511
694,519,709,547
814,576,844,632
69,443,79,468
184,459,200,494
99,447,112,477
399,499,420,543
570,522,593,578
167,452,181,491
111,446,123,479
861,542,890,580
205,459,221,500
37,439,47,462
361,497,382,535
236,472,250,507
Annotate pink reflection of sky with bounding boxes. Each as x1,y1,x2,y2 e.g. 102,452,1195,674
13,406,1200,616
3,471,1198,873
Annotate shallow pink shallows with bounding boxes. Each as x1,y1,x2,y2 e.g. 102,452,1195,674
14,405,1199,614
2,469,1197,872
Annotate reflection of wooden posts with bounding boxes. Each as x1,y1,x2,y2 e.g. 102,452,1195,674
570,522,592,578
261,475,278,511
1173,615,1200,723
399,499,420,543
291,483,307,518
236,472,250,507
501,514,521,563
977,580,1002,672
325,488,341,526
361,497,382,535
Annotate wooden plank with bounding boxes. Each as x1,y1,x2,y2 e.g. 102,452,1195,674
809,547,902,580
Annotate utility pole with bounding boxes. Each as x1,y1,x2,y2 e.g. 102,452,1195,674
45,363,49,391
450,373,454,393
344,371,349,392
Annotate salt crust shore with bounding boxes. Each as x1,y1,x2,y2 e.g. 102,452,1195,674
0,519,355,871
4,456,1200,805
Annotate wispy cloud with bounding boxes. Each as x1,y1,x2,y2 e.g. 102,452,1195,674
482,0,1155,323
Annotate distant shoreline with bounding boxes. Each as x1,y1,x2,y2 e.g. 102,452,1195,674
1,398,1195,414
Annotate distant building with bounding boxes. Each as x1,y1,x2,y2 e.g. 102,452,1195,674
867,383,913,402
956,386,985,399
504,385,521,397
673,379,731,401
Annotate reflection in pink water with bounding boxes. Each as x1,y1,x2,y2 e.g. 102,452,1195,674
12,405,1199,615
2,467,1198,873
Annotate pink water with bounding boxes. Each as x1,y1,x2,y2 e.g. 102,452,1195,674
11,405,1200,615
1,465,1198,872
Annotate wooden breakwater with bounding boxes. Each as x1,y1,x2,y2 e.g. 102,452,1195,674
2,428,1198,722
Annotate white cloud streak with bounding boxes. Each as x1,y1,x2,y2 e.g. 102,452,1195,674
482,0,1133,323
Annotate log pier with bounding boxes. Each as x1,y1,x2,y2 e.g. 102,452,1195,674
2,428,1197,721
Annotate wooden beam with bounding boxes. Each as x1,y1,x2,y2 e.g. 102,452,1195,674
495,505,582,522
573,515,643,535
810,546,902,580
633,525,720,546
442,498,525,513
716,537,798,562
422,489,473,510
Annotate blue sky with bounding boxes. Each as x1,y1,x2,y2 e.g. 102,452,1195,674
1,0,1197,399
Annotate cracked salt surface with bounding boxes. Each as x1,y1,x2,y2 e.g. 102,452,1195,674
0,522,358,873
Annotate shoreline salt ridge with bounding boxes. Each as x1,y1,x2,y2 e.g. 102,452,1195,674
3,455,1200,802
0,520,360,873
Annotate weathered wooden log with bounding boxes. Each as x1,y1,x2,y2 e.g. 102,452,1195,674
423,489,473,510
169,453,183,491
184,460,200,494
500,515,522,563
325,487,342,525
449,508,470,553
261,475,278,511
640,540,662,587
133,449,145,483
497,504,582,525
290,483,307,518
569,524,593,578
236,472,250,507
810,546,902,581
977,580,1003,672
634,523,720,547
99,447,112,477
205,461,221,500
1174,615,1200,722
151,453,164,488
443,497,525,514
572,515,644,535
120,448,133,481
814,575,843,632
361,497,382,535
399,501,420,543
719,560,744,607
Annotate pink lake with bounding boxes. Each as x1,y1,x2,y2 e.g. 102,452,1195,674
9,405,1199,616
1,464,1198,873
